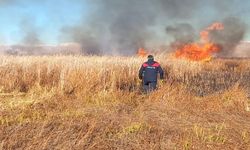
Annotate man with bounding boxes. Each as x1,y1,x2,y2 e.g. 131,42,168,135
139,55,164,93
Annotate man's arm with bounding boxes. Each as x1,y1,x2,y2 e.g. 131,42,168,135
139,65,145,80
158,65,164,79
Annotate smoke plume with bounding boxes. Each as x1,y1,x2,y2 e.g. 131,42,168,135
166,23,196,49
210,17,246,57
62,0,203,55
10,17,43,55
166,17,246,57
62,0,248,56
20,18,41,45
0,0,248,56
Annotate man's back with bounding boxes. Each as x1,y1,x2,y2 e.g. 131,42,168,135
140,60,163,82
139,55,164,92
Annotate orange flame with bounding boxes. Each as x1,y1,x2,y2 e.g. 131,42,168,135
137,48,148,57
175,22,224,61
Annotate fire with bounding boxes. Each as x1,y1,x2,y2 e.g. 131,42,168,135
137,48,148,57
175,22,224,61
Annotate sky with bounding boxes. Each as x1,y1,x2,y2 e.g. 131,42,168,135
0,0,250,45
0,0,88,44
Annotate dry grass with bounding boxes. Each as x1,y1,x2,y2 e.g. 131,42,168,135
0,55,250,149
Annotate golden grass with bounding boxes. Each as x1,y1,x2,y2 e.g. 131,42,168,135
0,55,250,149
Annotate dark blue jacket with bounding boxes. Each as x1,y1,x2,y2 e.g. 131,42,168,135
139,60,164,82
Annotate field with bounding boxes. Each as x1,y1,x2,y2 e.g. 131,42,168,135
0,55,250,149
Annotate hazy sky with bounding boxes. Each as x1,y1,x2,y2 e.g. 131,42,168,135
0,0,250,45
0,0,88,44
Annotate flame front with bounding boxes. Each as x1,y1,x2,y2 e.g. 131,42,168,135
137,48,148,57
175,22,224,61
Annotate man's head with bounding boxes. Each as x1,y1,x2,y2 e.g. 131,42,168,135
147,55,154,61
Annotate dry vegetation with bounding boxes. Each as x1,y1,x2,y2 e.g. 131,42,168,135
0,55,250,149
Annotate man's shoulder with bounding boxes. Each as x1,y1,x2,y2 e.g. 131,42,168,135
142,62,149,67
142,61,161,67
152,61,160,67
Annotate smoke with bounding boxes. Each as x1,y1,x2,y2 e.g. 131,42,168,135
166,23,196,49
158,0,201,18
20,18,41,45
166,17,246,56
62,0,203,55
63,0,248,56
61,25,102,55
0,0,47,55
9,17,43,55
210,17,246,57
0,0,17,5
0,0,248,56
0,0,12,4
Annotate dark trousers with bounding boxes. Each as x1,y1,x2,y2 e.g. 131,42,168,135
143,81,157,93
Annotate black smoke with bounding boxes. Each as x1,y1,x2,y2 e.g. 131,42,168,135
0,0,248,56
166,23,196,49
166,17,246,56
62,0,204,55
210,17,246,57
62,0,248,56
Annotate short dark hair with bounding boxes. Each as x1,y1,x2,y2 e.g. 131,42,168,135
147,55,154,60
